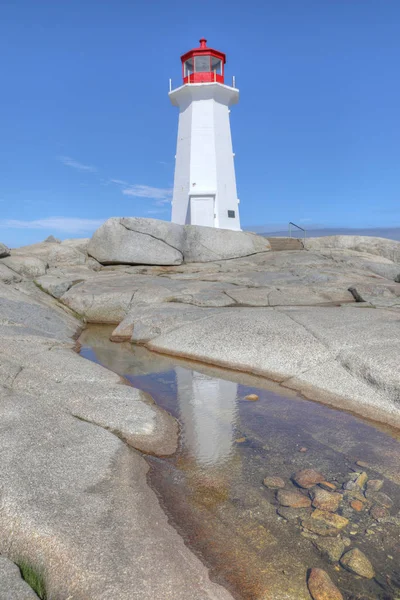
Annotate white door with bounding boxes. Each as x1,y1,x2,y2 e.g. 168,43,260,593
190,196,214,227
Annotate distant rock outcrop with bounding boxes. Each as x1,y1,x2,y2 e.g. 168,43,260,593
44,235,61,243
0,242,10,259
305,235,400,263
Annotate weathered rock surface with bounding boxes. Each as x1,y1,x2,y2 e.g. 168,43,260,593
88,217,185,265
0,263,22,284
0,278,233,600
35,274,81,299
47,244,87,266
183,224,270,262
0,556,40,599
305,235,400,263
0,242,10,258
87,217,271,266
340,548,375,579
307,568,343,600
2,231,400,599
0,255,47,278
38,231,400,427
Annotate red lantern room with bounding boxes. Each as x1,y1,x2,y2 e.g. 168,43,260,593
181,38,226,85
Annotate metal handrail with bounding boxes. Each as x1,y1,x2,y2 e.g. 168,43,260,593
289,222,306,240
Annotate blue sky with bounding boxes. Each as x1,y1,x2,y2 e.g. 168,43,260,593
1,0,399,246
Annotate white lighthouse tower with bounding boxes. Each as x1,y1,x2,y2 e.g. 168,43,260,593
169,38,241,230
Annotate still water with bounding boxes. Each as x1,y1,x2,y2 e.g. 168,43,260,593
79,326,400,600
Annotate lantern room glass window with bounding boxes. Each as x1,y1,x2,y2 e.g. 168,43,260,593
211,57,222,75
195,55,211,72
184,58,194,77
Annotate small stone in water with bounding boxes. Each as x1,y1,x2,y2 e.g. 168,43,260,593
366,479,383,492
307,568,344,600
340,548,375,579
311,510,349,530
310,488,341,512
365,490,393,508
244,393,259,401
356,460,370,468
299,447,307,452
235,437,246,443
292,469,325,489
319,481,336,491
312,537,346,563
302,510,348,537
343,488,366,503
263,476,285,489
350,500,364,512
276,489,311,508
343,480,357,491
355,471,368,488
277,506,310,522
370,504,390,520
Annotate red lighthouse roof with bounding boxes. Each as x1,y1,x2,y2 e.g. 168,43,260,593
180,38,226,85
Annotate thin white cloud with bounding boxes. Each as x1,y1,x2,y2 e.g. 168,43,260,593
58,156,97,172
109,178,129,186
0,217,104,234
122,185,172,203
146,208,169,215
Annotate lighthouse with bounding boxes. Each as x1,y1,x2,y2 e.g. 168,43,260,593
169,38,241,230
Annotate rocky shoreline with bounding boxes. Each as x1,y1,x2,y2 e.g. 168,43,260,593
0,220,399,598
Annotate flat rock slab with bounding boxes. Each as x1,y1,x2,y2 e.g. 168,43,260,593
147,307,331,379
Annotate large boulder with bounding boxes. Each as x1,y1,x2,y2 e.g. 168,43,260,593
183,224,271,262
88,218,185,266
87,217,271,266
0,242,10,259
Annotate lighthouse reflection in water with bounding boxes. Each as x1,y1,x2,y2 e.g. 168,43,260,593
79,336,240,469
174,367,238,467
